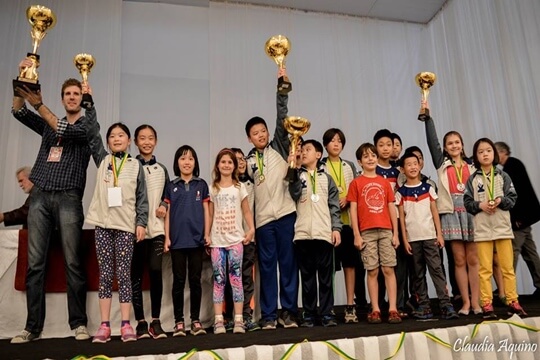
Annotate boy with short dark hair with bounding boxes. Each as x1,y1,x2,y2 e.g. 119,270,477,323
347,143,401,324
396,152,459,320
290,139,342,327
373,129,408,318
321,128,364,323
244,68,298,330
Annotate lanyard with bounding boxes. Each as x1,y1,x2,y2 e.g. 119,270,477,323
309,170,317,195
328,159,343,187
452,160,464,184
482,166,495,201
256,151,264,176
111,153,128,187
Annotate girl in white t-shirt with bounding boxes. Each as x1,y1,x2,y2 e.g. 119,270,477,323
208,148,255,334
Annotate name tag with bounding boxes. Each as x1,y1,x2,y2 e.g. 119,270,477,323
108,187,123,207
47,146,63,162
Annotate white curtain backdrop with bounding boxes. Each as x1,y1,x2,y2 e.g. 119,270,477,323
0,0,539,308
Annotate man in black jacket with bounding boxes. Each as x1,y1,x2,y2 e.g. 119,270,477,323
495,142,540,298
0,166,33,228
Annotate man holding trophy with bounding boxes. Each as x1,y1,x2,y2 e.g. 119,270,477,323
9,6,96,344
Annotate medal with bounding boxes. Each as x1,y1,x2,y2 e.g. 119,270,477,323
256,151,265,185
482,166,496,207
457,183,465,192
309,171,319,203
311,194,320,203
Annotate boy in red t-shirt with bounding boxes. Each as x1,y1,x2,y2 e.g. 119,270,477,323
347,143,401,324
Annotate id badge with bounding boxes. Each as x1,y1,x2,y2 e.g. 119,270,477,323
47,146,63,162
108,187,123,207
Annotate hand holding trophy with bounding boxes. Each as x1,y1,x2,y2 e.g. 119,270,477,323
415,72,436,117
74,53,95,107
13,5,57,96
284,116,311,182
265,35,292,94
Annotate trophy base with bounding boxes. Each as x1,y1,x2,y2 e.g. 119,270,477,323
284,167,298,183
13,79,40,97
278,76,292,95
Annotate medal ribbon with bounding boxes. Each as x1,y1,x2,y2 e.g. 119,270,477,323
309,170,317,195
452,160,464,185
482,166,495,201
328,159,343,190
256,151,264,177
111,152,128,187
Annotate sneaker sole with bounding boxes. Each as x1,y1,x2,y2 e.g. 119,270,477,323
137,334,151,339
92,338,111,343
191,330,207,336
214,328,226,335
344,318,358,323
122,337,137,342
173,332,186,337
150,333,167,339
233,328,246,334
75,335,91,341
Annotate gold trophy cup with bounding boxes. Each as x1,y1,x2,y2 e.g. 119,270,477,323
265,35,292,94
284,116,310,182
415,72,436,115
13,5,57,95
74,53,95,105
74,53,95,84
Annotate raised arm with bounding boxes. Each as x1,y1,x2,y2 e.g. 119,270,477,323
82,87,107,166
272,68,291,161
419,101,445,169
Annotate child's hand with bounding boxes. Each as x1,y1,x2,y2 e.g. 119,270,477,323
436,235,445,248
403,241,412,255
156,205,167,218
480,201,496,215
164,237,171,253
354,235,365,250
243,229,255,245
332,231,341,247
392,234,400,249
339,198,348,209
204,235,211,247
136,226,146,242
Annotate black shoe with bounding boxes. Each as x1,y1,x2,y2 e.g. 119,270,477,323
149,319,167,339
278,310,298,328
322,315,337,327
300,313,315,328
135,321,150,339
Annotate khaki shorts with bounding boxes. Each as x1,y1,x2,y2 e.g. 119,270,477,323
360,229,397,270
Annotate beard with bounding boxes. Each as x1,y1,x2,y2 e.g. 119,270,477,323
65,106,81,115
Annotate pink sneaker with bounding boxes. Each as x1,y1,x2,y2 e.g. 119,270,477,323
92,324,111,343
121,323,137,342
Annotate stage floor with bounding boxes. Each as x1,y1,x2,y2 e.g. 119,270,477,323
2,295,539,360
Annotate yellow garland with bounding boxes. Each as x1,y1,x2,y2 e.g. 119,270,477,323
70,320,540,360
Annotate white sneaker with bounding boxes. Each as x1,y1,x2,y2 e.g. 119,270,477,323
75,325,91,340
11,330,41,344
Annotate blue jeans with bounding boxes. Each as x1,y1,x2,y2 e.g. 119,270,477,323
25,187,87,334
256,212,298,320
